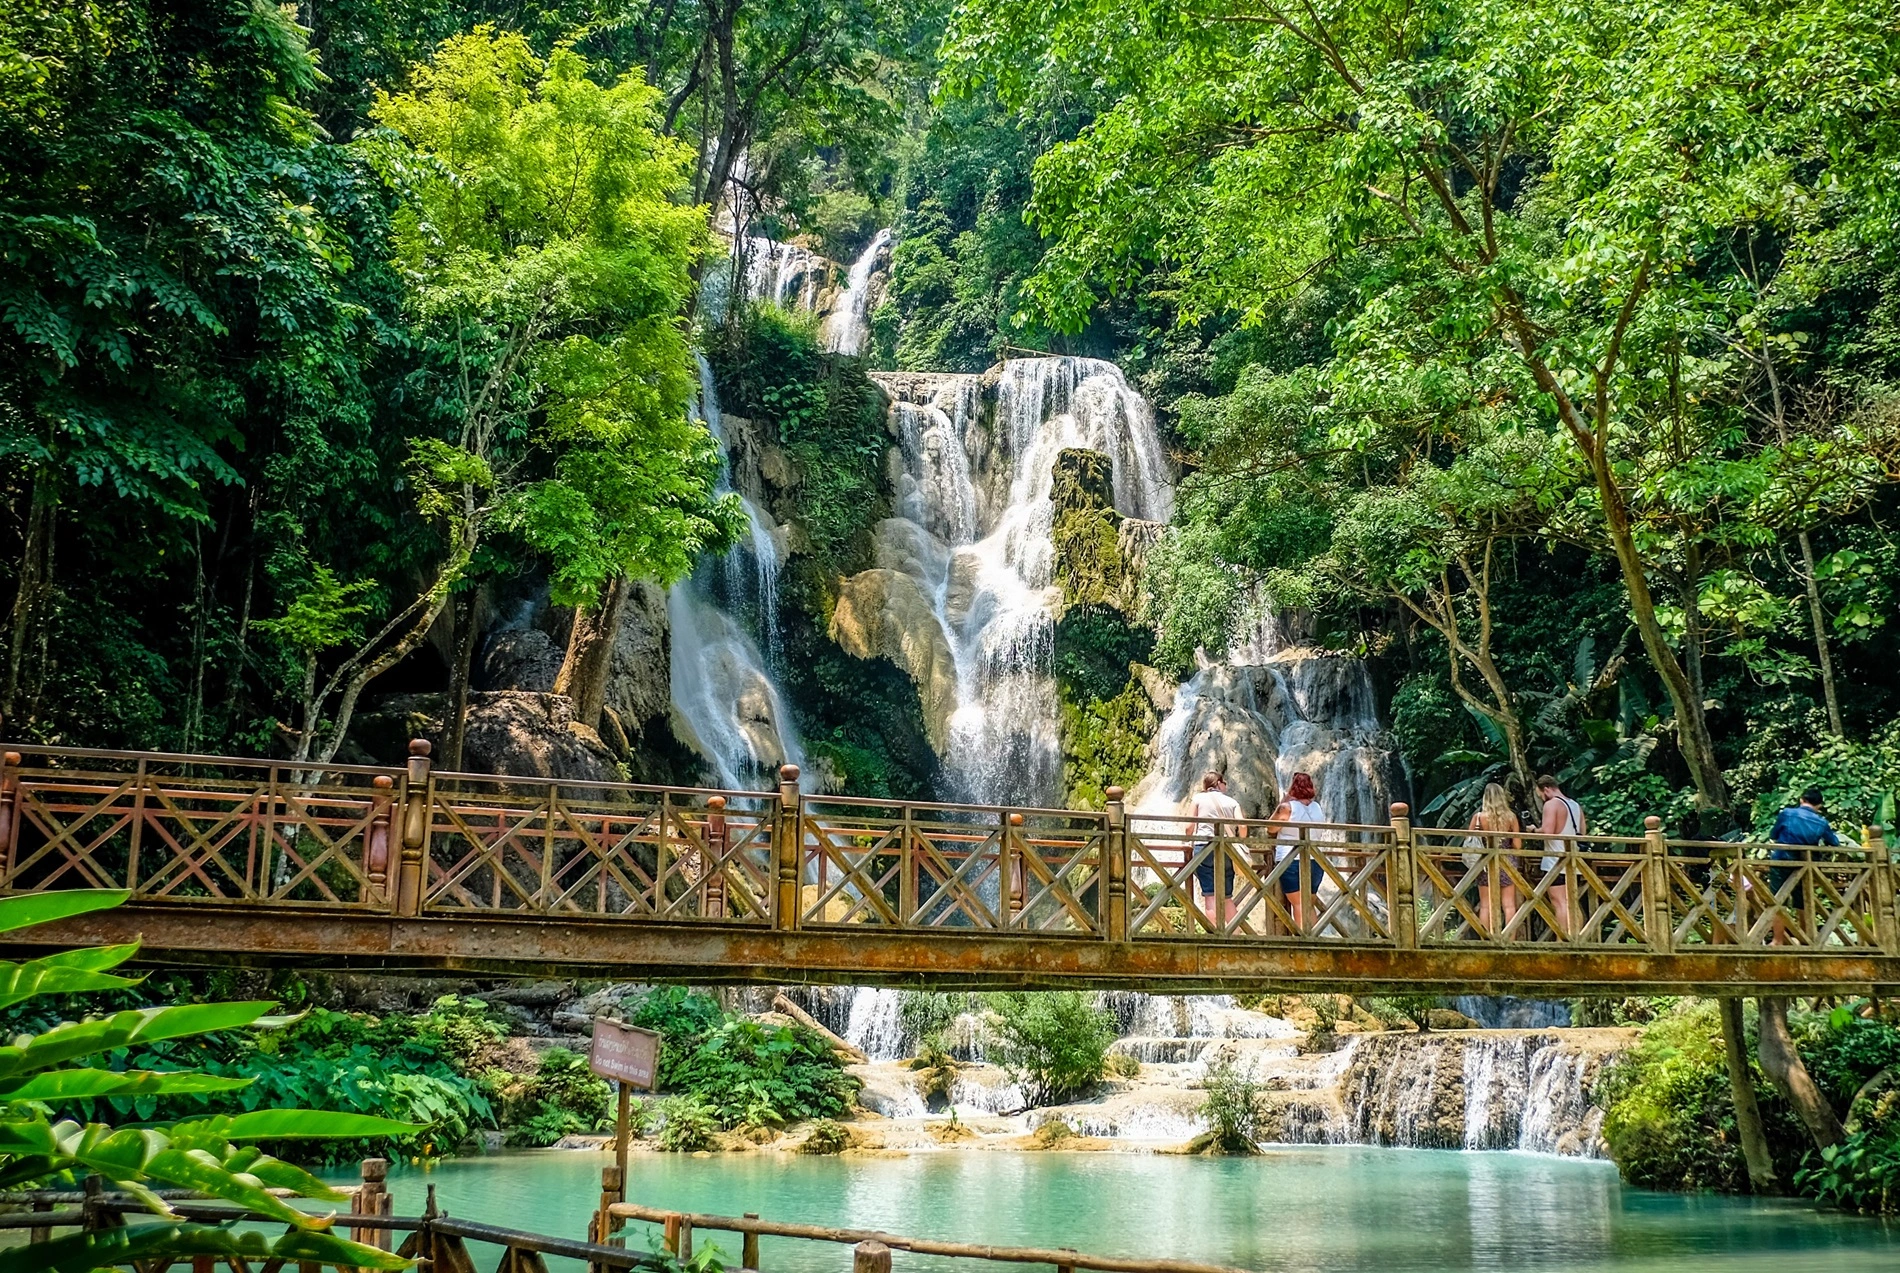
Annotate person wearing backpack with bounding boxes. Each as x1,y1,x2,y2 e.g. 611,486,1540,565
1536,775,1586,939
1767,786,1840,944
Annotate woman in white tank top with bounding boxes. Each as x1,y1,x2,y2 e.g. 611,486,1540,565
1269,772,1326,934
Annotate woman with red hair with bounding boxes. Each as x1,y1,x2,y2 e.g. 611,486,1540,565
1268,772,1326,934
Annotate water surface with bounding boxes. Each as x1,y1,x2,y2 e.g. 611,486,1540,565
376,1147,1897,1273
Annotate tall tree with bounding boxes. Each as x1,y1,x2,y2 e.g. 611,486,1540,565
945,0,1900,810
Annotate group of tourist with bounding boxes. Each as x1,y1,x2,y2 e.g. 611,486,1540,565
1171,769,1848,942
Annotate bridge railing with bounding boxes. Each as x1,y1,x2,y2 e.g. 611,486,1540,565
2,743,1895,956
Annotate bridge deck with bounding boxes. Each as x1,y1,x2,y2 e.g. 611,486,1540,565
2,742,1895,993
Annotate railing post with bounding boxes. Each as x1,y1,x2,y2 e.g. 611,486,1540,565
1389,802,1416,949
593,1163,624,1251
396,739,431,917
1643,815,1674,953
0,750,18,881
853,1241,891,1273
1870,823,1898,954
367,775,394,901
1103,785,1129,942
1004,812,1023,927
705,796,728,919
742,1214,761,1271
354,1158,388,1250
774,764,801,930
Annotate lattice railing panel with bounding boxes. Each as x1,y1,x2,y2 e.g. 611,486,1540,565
1663,843,1883,949
422,777,774,922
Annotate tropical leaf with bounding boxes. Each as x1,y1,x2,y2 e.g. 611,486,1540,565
0,946,144,1011
0,1067,253,1101
0,1002,281,1079
0,891,130,936
198,1108,418,1141
0,1220,411,1273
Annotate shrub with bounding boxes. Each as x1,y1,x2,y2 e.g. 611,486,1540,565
658,1096,720,1151
1361,995,1437,1032
911,1032,960,1103
1596,1000,1807,1191
505,1047,615,1147
1797,1122,1900,1214
983,992,1117,1106
800,1118,851,1154
1104,1051,1142,1080
1199,1055,1261,1153
670,1019,860,1127
898,991,970,1042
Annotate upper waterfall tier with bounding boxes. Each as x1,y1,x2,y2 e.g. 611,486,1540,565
861,357,1175,805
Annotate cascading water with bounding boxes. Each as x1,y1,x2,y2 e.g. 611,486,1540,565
871,358,1174,805
824,228,892,356
668,356,805,787
740,236,830,313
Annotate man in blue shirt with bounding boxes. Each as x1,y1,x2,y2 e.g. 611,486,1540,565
1767,787,1839,944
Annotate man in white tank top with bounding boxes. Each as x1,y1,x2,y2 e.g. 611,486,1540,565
1189,771,1243,925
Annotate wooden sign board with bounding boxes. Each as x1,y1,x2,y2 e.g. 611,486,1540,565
589,1017,661,1091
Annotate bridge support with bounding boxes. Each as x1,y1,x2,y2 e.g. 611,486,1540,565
1389,803,1416,949
774,764,801,931
1644,816,1674,953
1104,787,1129,942
396,739,432,916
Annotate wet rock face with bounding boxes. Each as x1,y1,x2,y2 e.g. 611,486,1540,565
457,691,622,783
829,567,959,753
603,580,671,738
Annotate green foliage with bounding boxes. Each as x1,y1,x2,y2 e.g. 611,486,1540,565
1798,1123,1900,1214
1597,1001,1807,1191
1361,996,1439,1033
504,1047,614,1147
799,1118,850,1154
982,992,1116,1106
896,992,970,1041
1197,1055,1261,1154
656,1095,719,1152
622,987,857,1128
0,892,413,1269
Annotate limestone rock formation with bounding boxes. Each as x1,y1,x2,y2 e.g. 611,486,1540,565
456,691,623,783
829,567,958,753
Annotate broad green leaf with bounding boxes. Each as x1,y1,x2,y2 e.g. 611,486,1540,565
0,1220,411,1273
0,1067,254,1101
0,890,129,936
0,948,144,1010
0,1002,279,1078
208,1108,419,1140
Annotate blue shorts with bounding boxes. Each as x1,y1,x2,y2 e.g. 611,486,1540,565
1192,843,1234,895
1278,856,1323,893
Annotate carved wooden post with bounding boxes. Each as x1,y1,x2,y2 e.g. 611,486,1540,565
593,1163,624,1251
705,796,728,919
1004,812,1024,926
396,740,432,916
774,765,801,930
354,1158,388,1250
1104,786,1129,942
366,775,394,900
0,750,19,880
1870,823,1899,954
1643,815,1673,953
1389,802,1417,949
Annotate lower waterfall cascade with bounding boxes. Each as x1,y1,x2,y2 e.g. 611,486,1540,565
769,987,1624,1157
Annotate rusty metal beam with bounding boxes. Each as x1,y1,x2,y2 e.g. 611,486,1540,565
6,903,1898,996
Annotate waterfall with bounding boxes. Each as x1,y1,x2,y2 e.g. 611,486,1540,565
824,228,892,356
740,236,831,313
871,357,1174,805
668,357,804,787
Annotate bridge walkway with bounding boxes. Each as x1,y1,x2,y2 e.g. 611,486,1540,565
1,741,1895,994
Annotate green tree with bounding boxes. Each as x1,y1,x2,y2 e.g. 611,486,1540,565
982,991,1115,1106
946,0,1900,811
279,27,739,762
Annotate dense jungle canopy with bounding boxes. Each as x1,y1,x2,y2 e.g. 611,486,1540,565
5,0,1900,836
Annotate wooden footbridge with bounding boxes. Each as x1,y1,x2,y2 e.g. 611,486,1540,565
1,741,1896,995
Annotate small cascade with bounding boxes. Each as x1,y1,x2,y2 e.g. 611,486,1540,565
824,228,892,356
1462,1035,1533,1150
668,356,804,787
843,988,909,1061
740,236,832,313
870,358,1174,805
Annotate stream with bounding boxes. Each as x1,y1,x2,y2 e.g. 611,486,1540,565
372,1147,1898,1273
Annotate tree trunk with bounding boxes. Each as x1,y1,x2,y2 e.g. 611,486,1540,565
444,585,484,771
1794,531,1845,738
553,574,629,733
1595,469,1732,809
1719,997,1778,1192
1758,995,1844,1150
5,470,53,719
